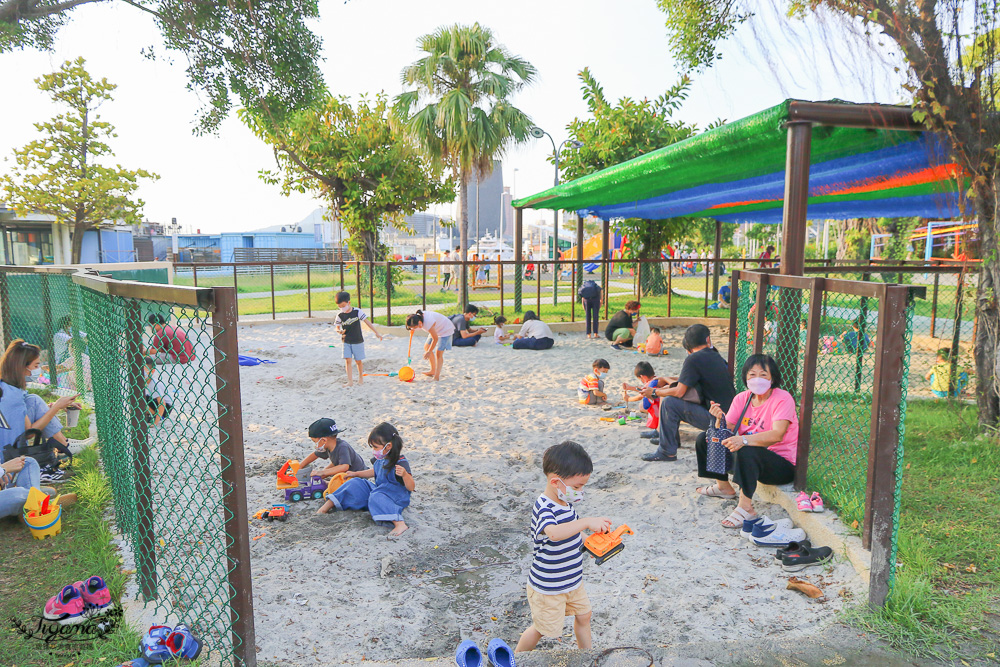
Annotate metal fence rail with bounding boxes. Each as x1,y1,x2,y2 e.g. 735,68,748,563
0,267,256,667
729,269,918,607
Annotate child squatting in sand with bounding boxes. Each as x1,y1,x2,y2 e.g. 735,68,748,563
318,422,415,537
516,441,611,652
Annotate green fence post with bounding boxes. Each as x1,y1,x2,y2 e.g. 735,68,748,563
126,301,156,601
514,208,523,313
40,274,58,388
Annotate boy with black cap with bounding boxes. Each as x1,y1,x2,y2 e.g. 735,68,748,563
299,418,368,479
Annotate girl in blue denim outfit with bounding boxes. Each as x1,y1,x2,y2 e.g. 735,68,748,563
318,422,415,537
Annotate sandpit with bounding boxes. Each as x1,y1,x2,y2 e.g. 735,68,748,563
236,323,864,665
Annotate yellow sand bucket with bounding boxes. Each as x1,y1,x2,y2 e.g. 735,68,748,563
24,489,62,540
325,473,347,495
399,329,415,382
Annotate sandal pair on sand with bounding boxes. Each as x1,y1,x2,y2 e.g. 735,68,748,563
696,485,750,528
456,638,515,667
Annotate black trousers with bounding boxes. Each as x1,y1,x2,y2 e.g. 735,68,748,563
695,431,795,499
582,297,601,335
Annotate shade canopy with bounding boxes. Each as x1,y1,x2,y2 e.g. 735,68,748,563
513,100,965,223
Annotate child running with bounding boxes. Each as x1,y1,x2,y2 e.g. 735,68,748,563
318,422,415,537
405,309,455,381
515,441,610,652
335,291,383,387
298,418,368,479
578,359,610,405
493,315,511,344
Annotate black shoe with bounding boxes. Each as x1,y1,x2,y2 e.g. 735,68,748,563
639,430,658,439
774,540,812,561
780,545,833,572
640,451,677,462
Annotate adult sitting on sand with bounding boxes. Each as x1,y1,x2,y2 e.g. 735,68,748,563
405,309,455,381
696,354,798,528
640,324,735,462
512,311,555,350
605,301,641,349
451,304,487,347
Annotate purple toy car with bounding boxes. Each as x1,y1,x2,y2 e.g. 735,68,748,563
285,476,327,502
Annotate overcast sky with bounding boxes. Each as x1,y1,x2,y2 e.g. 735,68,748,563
0,1,903,233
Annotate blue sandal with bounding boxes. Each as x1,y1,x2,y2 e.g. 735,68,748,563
455,639,483,667
487,638,516,667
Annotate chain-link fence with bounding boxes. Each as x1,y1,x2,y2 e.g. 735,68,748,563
730,269,915,607
0,267,256,666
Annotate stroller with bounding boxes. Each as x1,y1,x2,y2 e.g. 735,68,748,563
524,263,535,280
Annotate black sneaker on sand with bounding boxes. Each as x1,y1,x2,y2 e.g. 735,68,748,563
781,545,833,572
640,451,676,462
774,540,812,561
639,430,658,439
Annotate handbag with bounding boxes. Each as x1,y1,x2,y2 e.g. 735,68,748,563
2,428,71,469
704,396,752,475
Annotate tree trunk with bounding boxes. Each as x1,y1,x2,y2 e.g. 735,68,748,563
973,184,1000,429
458,168,470,309
71,214,86,264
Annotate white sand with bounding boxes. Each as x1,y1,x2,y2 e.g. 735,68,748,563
236,323,864,665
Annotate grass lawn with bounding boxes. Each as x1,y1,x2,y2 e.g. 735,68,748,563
0,446,142,667
847,400,1000,660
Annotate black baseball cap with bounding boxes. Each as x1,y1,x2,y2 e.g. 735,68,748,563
308,418,339,438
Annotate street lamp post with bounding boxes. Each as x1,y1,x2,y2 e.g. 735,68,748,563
530,127,582,306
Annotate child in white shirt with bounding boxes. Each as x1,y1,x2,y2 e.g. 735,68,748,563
494,315,511,344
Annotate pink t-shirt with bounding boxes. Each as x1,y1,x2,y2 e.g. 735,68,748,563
725,388,799,465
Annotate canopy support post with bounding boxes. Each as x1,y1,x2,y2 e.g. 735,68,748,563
514,207,523,312
712,219,723,300
576,213,585,290
778,120,812,398
601,218,610,321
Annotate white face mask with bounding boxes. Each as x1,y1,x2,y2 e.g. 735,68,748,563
746,377,772,396
556,479,584,504
27,367,41,382
340,305,352,313
594,371,604,378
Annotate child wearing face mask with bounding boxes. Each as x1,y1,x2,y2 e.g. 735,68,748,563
578,359,610,405
298,418,367,479
317,422,415,537
335,291,383,387
515,441,611,653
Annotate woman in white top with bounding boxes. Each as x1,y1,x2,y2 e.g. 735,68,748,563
512,310,555,350
405,309,456,381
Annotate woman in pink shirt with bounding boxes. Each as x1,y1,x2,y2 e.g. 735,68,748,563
695,354,798,528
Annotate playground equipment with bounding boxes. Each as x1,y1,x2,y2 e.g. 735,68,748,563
581,524,634,565
276,460,300,489
870,220,979,261
24,487,62,540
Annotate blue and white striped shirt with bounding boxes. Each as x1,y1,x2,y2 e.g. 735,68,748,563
528,494,583,594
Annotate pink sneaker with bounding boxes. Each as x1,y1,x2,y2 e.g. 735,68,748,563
810,492,825,513
44,584,86,625
73,575,112,615
796,491,813,512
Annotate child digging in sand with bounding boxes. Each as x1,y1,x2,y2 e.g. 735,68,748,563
335,291,382,386
298,418,368,479
406,309,455,381
578,359,610,405
318,422,415,537
622,361,666,429
493,315,512,344
515,441,611,652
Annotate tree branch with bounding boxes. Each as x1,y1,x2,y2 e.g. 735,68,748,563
0,0,102,24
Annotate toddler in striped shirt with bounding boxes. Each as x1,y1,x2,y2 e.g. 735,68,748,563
515,441,611,653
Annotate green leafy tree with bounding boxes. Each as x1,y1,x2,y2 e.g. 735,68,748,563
242,93,454,265
1,0,325,133
1,58,158,263
658,1,1000,428
557,68,702,295
394,23,537,307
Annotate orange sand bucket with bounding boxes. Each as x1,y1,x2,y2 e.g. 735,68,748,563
399,330,415,382
325,473,347,495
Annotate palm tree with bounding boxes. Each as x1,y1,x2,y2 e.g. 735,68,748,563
394,23,537,307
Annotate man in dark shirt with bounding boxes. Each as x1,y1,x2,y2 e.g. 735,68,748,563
604,301,641,348
451,304,487,347
639,324,736,462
